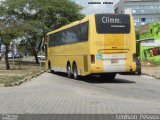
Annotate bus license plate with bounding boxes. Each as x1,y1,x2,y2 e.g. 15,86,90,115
111,59,118,64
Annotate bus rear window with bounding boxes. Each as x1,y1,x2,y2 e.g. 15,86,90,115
95,14,130,34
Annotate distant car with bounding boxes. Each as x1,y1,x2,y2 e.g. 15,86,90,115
38,54,45,60
15,53,23,58
8,52,23,59
8,52,13,58
135,57,141,75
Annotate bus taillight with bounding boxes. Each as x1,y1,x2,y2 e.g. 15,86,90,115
91,55,95,64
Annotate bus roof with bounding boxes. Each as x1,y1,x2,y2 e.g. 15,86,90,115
46,14,131,35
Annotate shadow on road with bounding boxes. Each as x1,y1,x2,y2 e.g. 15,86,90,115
80,75,136,84
51,72,136,84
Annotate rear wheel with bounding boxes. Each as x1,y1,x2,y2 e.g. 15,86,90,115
48,61,53,73
48,61,51,72
73,63,79,80
67,63,72,78
100,73,116,80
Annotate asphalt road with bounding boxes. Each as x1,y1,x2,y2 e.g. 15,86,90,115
0,72,160,114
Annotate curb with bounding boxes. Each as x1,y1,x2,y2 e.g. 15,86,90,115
4,70,46,87
141,72,160,79
1,71,159,87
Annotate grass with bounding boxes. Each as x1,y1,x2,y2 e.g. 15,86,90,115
0,76,25,85
0,60,45,86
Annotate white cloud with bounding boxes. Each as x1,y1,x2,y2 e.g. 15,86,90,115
75,0,120,15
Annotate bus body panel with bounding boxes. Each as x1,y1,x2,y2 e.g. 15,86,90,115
46,17,91,76
48,42,91,76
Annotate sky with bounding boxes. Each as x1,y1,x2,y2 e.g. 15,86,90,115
74,0,120,15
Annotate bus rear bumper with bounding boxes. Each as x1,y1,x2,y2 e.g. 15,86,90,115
90,64,141,75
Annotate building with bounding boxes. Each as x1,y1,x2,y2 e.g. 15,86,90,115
115,0,160,30
136,22,160,62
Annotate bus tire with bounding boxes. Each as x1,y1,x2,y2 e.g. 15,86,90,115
67,63,72,78
48,61,52,73
100,73,116,80
73,63,79,80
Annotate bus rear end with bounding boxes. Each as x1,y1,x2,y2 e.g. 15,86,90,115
90,14,141,78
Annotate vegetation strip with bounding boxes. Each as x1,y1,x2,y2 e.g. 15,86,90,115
4,70,46,87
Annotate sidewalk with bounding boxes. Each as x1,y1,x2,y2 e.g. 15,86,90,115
141,62,160,79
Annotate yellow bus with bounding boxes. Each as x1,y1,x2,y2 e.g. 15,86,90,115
45,14,141,80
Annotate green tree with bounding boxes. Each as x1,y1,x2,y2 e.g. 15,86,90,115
0,6,23,70
0,21,22,70
1,0,84,64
